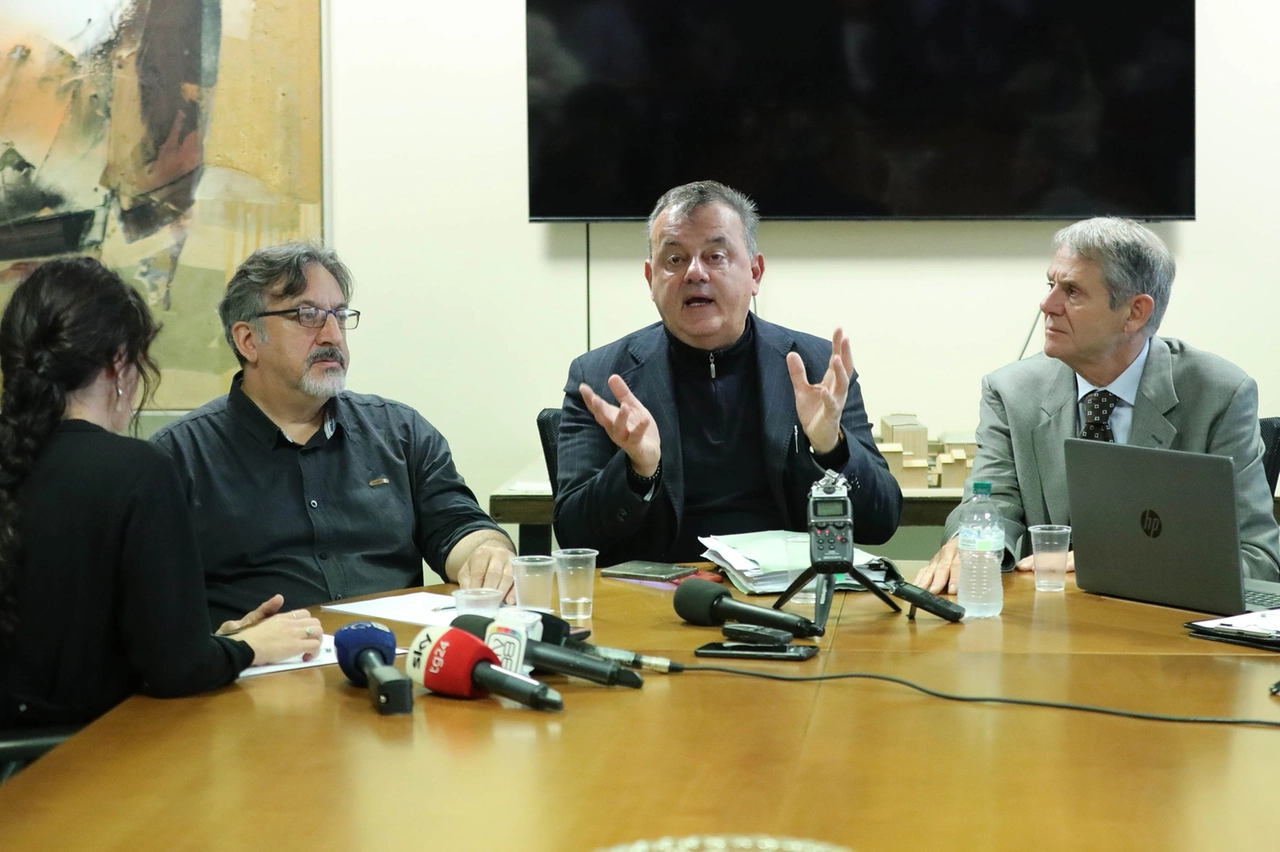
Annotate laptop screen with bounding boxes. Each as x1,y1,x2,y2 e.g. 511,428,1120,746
1064,439,1247,615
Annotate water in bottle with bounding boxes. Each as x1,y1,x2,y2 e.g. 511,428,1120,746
957,481,1004,618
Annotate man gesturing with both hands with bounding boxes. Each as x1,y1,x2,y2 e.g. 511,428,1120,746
555,181,901,566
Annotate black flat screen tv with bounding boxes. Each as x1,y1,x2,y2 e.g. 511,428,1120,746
526,0,1194,221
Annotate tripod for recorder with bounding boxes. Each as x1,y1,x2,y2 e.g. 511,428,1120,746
778,470,964,633
772,558,900,632
773,558,964,631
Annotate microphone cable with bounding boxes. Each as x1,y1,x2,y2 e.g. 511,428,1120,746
679,665,1280,729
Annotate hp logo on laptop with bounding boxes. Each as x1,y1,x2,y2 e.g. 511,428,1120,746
1140,509,1163,538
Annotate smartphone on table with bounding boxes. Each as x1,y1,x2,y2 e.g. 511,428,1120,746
693,643,818,661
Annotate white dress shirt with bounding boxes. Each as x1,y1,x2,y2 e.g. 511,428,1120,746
1075,337,1151,445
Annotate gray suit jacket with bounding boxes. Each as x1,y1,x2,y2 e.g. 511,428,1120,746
554,317,903,566
943,337,1280,581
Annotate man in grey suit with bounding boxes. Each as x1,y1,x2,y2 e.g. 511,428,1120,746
916,218,1280,594
555,181,902,566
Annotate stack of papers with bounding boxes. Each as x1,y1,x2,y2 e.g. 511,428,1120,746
698,530,887,595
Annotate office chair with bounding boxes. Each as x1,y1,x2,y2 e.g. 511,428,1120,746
0,725,79,785
536,408,563,499
1260,417,1280,496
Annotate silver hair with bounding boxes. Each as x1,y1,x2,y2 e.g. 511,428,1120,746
1053,217,1174,337
646,180,760,259
219,241,354,365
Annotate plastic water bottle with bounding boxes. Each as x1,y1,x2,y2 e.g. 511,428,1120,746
957,481,1005,618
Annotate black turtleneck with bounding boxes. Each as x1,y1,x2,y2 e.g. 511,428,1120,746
664,315,785,559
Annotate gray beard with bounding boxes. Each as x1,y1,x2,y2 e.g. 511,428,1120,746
300,366,346,399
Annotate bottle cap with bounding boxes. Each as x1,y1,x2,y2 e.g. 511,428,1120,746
972,481,993,496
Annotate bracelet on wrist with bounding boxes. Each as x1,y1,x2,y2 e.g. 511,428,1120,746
627,460,662,484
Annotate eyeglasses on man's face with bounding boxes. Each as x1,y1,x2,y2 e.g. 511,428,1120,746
254,306,361,329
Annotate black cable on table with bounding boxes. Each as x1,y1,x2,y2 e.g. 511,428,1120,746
681,665,1280,729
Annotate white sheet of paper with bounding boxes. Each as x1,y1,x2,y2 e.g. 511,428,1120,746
507,480,553,494
699,536,766,576
238,633,338,679
320,591,459,627
237,634,408,680
1188,608,1280,636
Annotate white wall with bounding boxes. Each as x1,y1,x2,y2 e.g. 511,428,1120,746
327,1,586,517
328,0,1280,523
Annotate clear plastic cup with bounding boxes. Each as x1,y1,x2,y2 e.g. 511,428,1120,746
1028,524,1072,592
511,555,556,610
553,548,598,622
452,587,503,617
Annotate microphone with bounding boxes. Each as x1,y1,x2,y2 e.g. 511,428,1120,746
674,578,824,638
533,612,684,674
334,621,414,715
887,581,965,623
487,608,546,673
405,626,563,711
451,615,644,689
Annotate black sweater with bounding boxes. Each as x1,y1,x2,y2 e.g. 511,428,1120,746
1,421,253,727
666,320,783,559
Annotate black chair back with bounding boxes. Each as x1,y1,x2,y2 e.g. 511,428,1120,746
536,408,563,498
0,725,79,785
1260,417,1280,496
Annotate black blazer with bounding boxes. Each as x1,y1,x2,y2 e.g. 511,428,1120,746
554,317,903,565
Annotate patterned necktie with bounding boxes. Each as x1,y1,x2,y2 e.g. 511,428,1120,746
1080,389,1119,442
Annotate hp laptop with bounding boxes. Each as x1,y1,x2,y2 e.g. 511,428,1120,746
1064,439,1280,614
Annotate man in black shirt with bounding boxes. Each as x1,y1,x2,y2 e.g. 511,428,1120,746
555,181,902,566
153,243,514,624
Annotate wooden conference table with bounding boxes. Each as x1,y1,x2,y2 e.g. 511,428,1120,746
3,571,1280,851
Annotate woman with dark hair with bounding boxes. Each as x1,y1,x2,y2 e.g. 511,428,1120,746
0,257,322,727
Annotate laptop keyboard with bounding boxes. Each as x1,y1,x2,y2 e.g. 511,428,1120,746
1244,588,1280,609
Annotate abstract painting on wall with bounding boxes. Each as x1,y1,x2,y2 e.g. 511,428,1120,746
0,0,322,408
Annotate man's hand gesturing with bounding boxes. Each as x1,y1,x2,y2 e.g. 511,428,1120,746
580,374,661,477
